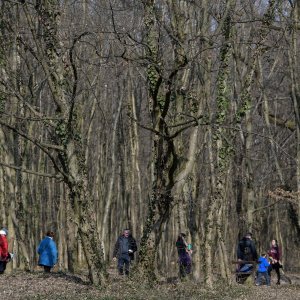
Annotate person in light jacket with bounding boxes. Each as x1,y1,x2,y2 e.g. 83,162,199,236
37,231,58,272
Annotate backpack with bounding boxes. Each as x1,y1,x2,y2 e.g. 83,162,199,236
241,240,253,261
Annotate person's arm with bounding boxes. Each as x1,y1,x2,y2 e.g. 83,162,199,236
182,237,188,247
37,239,45,255
277,246,281,261
251,241,258,261
264,258,270,267
130,238,137,253
51,241,58,265
237,242,242,260
113,238,119,258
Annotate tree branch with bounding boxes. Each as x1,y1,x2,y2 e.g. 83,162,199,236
0,120,64,151
0,120,68,178
0,161,62,179
252,198,283,214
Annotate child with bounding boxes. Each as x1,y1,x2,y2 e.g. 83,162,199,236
256,253,271,286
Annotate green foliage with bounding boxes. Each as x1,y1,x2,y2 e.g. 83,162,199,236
147,65,160,95
262,0,276,26
236,96,251,123
216,93,229,124
55,121,68,145
157,94,165,109
218,143,234,171
216,44,231,124
216,7,234,125
236,74,252,123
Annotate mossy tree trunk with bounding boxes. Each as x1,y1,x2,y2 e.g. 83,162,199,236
0,1,108,285
137,0,194,281
203,0,235,286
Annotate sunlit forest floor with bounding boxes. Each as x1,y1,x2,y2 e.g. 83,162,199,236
0,270,299,300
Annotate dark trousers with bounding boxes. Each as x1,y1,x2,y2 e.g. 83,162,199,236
268,262,281,283
118,254,131,275
39,264,52,273
178,253,192,278
0,261,7,274
44,266,51,273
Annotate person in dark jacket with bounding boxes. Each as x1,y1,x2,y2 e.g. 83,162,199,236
237,232,258,261
37,231,58,273
113,229,137,275
268,239,282,284
0,228,10,274
237,232,258,273
176,233,192,278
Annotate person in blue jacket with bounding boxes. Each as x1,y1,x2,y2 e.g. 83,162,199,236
37,231,58,273
256,253,270,286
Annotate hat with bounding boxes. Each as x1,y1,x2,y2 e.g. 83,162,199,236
0,228,8,235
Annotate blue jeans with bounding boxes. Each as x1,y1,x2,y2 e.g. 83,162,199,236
118,254,131,275
256,271,270,286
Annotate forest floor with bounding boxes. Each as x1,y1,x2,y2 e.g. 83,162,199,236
0,270,299,300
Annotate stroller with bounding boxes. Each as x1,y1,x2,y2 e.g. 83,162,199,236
236,262,255,284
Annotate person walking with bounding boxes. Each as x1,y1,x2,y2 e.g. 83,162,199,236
268,239,282,285
113,229,137,275
0,228,10,274
176,233,192,278
37,231,58,273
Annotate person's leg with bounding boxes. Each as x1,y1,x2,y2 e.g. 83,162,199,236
185,255,192,274
178,255,186,278
186,262,192,275
118,257,124,275
256,272,262,285
0,261,7,274
267,264,272,277
274,263,281,284
179,263,186,278
181,254,191,277
44,266,51,273
265,272,271,286
124,257,130,275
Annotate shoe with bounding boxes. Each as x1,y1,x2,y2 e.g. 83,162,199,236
276,281,280,285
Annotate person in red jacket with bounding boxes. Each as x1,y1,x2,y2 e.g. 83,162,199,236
268,239,282,284
0,228,9,274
